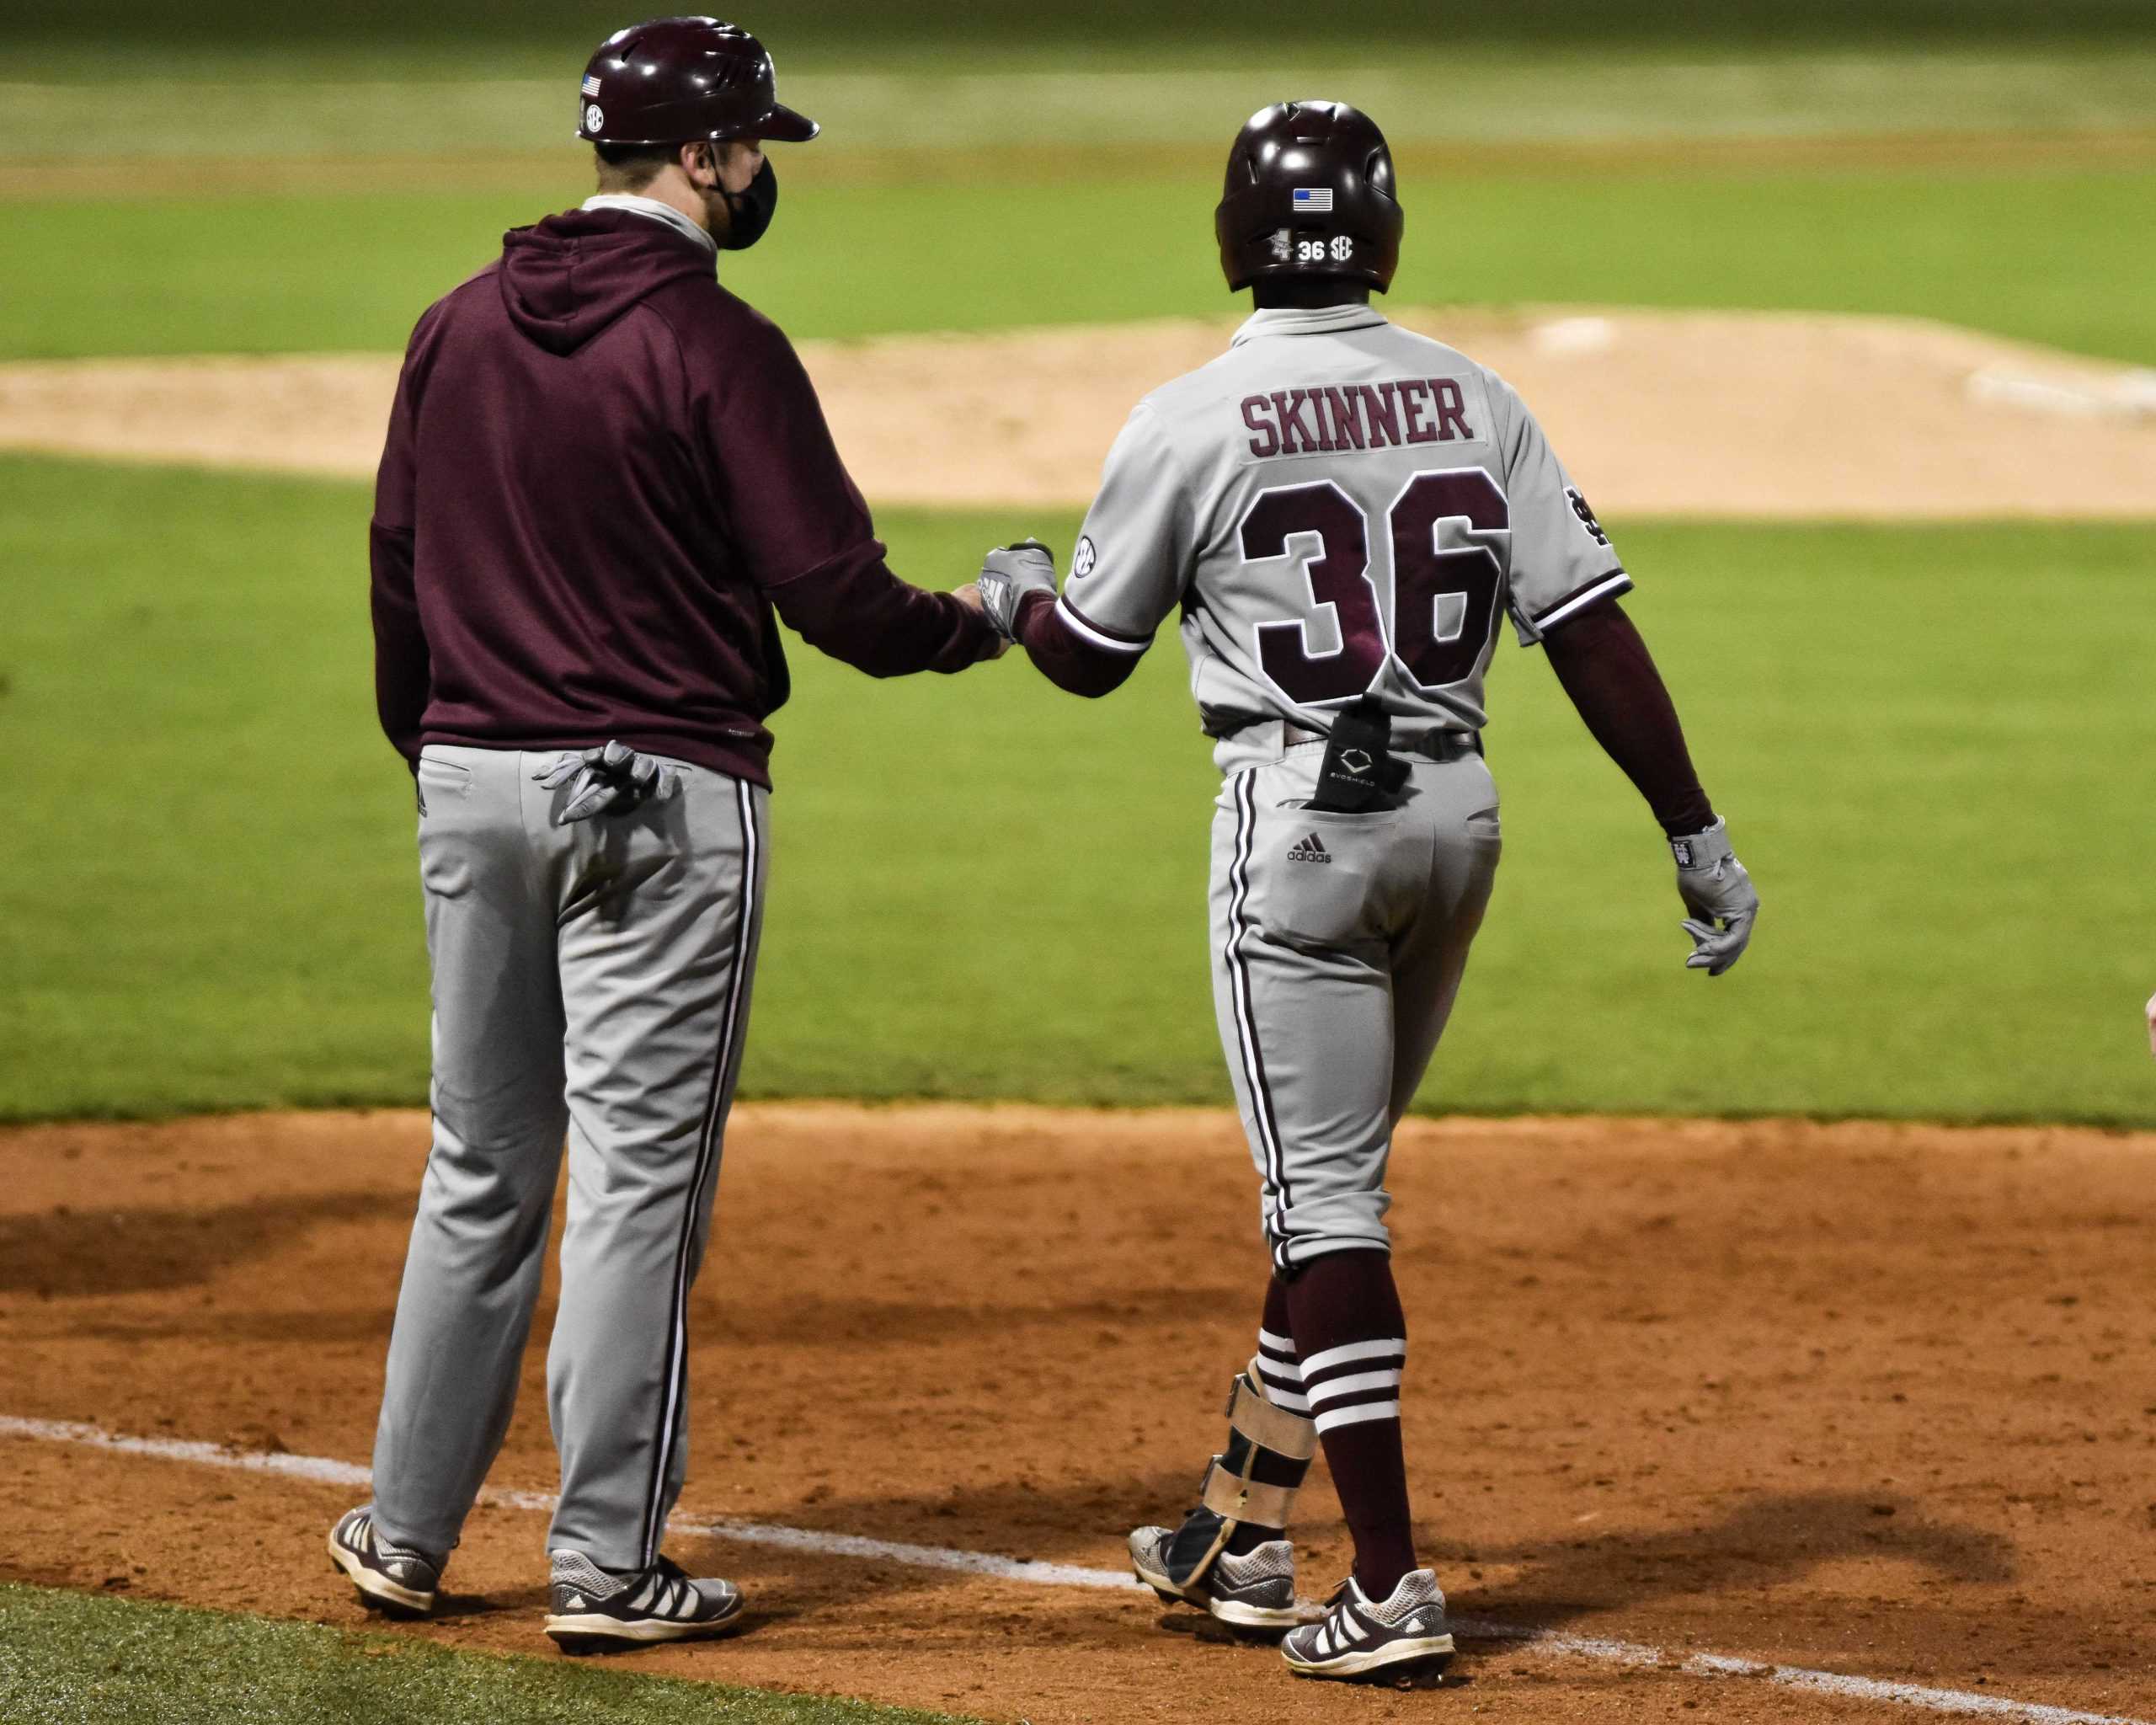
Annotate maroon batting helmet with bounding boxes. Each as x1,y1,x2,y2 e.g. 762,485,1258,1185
576,17,818,148
1215,101,1402,294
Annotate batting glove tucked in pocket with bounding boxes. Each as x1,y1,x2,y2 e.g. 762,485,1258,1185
534,741,682,825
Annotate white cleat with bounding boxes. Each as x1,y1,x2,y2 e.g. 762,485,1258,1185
327,1507,440,1618
1280,1568,1454,1681
543,1551,744,1653
1129,1525,1301,1632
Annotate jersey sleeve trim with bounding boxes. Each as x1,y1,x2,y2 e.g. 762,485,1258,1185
1529,567,1632,633
1054,593,1152,654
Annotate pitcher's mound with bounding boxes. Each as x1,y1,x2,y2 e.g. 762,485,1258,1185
2,308,2149,518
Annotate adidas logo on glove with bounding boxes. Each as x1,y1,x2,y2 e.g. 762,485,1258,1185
1286,832,1331,864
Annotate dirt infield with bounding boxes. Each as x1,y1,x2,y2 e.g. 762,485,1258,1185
3,1105,2153,1722
3,308,2152,518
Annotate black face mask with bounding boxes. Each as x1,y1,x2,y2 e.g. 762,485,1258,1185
721,158,778,250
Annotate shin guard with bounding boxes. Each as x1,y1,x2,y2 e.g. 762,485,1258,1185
1158,1363,1318,1593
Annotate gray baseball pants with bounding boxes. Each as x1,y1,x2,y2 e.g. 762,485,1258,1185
1210,736,1501,1272
368,745,766,1571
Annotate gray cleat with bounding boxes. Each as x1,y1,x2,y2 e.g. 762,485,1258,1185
543,1551,744,1653
1281,1568,1454,1681
1129,1524,1301,1632
327,1506,441,1618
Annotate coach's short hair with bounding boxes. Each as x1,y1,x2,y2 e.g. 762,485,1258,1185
594,142,676,192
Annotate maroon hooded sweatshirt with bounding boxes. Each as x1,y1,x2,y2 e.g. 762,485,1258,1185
371,206,999,787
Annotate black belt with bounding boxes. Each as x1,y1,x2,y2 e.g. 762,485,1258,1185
1281,722,1481,762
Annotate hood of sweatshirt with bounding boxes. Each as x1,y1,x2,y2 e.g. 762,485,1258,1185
499,208,712,356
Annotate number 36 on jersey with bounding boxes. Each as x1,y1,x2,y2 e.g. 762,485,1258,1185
1240,468,1508,707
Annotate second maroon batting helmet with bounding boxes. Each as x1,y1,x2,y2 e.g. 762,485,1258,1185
1214,101,1402,294
576,17,818,149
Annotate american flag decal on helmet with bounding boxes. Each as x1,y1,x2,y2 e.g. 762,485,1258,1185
581,74,603,97
1292,188,1334,213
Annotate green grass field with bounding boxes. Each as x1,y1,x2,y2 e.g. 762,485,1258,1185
6,40,2155,366
4,16,2154,1717
13,0,2156,51
8,0,2155,47
0,1583,970,1725
8,45,2156,151
8,161,2155,364
3,453,2148,1126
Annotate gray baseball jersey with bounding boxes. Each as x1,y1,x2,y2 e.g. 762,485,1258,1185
1053,303,1629,767
1046,304,1630,1268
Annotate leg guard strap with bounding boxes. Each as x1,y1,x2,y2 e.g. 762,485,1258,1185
1159,1368,1317,1592
1229,1360,1318,1460
1199,1457,1299,1528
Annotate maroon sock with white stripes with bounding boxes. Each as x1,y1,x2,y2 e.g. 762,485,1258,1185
1283,1247,1416,1597
1224,1274,1309,1556
1254,1273,1305,1412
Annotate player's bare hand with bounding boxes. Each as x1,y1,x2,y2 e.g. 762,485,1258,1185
977,538,1058,643
1669,818,1758,977
533,740,683,825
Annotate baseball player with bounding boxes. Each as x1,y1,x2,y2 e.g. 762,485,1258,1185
974,102,1758,1683
328,16,1002,1651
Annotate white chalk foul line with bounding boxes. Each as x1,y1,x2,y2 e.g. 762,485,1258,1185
0,1416,1145,1596
3,1414,2145,1725
1449,1626,2150,1725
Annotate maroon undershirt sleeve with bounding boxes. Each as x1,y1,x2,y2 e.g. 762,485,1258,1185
1012,590,1144,698
370,328,432,766
705,314,999,676
1540,599,1716,837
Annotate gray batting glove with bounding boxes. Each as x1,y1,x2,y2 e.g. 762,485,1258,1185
1669,817,1758,977
976,538,1058,641
533,741,682,825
